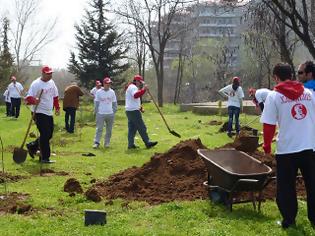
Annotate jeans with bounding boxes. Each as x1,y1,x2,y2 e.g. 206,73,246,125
5,102,11,116
10,97,21,118
227,106,240,134
126,110,149,148
64,107,76,133
35,113,54,161
94,113,115,146
276,150,315,225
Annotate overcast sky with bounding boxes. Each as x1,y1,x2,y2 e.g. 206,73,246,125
0,0,89,69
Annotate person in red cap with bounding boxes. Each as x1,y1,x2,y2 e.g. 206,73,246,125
125,74,158,149
93,77,117,148
218,76,244,137
248,88,271,112
90,80,103,109
261,62,315,229
63,82,84,133
25,65,60,163
7,75,24,118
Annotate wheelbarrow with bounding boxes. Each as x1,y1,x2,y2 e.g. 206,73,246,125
197,148,273,211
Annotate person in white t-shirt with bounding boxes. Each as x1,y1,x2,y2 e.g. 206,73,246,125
218,77,244,137
3,89,11,116
261,62,315,229
25,66,60,164
93,77,117,148
125,75,158,149
248,88,271,112
7,76,24,118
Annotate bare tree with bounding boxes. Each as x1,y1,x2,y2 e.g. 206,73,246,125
11,0,56,73
116,0,196,106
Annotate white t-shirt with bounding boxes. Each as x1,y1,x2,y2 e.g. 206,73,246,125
8,82,24,98
27,78,59,116
255,88,271,104
125,83,141,111
3,89,10,102
219,84,244,107
95,88,117,114
261,88,315,154
90,87,102,101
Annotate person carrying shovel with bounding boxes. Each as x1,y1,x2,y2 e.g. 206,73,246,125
25,66,60,163
261,62,315,229
125,75,158,149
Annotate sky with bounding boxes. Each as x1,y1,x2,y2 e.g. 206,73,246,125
0,0,89,69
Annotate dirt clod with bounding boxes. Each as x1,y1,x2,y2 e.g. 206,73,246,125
64,178,83,194
85,188,102,202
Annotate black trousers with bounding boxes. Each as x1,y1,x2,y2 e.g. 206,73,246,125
10,97,21,118
35,113,54,161
276,150,315,225
5,102,11,116
64,107,76,133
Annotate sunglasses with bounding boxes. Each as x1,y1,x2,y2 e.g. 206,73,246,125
297,71,304,75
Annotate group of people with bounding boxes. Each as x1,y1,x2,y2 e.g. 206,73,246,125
3,76,24,118
219,62,315,229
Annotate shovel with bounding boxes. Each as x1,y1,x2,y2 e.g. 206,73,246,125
146,90,181,138
13,90,43,164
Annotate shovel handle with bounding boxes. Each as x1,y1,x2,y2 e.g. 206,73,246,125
20,89,44,148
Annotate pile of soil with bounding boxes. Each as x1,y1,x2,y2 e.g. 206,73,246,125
64,178,83,194
86,139,208,204
0,192,32,214
0,172,24,183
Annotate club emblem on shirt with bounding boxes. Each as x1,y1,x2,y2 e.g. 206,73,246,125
291,103,307,120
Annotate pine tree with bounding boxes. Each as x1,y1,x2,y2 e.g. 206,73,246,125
0,17,15,89
68,0,129,88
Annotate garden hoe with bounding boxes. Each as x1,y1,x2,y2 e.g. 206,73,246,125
147,90,181,138
13,89,43,164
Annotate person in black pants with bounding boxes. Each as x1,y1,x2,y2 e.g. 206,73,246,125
7,76,24,118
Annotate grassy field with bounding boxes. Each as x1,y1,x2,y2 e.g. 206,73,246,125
0,102,314,236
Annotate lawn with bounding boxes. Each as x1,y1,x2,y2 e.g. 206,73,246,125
0,102,314,236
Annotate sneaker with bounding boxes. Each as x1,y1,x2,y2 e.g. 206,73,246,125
276,220,296,229
92,143,99,149
41,160,56,164
146,141,158,149
128,144,139,149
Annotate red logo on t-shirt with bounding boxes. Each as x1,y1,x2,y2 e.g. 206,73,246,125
291,103,307,120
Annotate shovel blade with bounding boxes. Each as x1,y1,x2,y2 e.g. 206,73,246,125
13,147,27,164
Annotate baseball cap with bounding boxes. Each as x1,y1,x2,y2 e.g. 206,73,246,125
103,77,112,84
42,66,53,74
232,76,240,83
133,75,144,82
95,80,102,86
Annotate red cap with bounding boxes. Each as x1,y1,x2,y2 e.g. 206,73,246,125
95,80,102,86
103,77,112,84
41,66,53,74
248,88,256,97
232,76,240,83
133,75,144,82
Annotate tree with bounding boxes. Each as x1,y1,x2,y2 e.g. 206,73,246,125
0,17,15,89
68,0,129,89
116,0,196,106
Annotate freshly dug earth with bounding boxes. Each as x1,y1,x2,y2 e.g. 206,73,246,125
0,192,32,214
86,139,306,205
64,178,83,194
0,171,24,183
208,120,223,126
86,139,208,204
40,169,69,177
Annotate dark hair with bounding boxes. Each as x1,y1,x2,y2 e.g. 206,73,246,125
273,63,292,81
304,61,315,79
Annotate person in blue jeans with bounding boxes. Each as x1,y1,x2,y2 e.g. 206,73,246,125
218,77,244,137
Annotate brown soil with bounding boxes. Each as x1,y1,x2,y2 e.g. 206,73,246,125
40,169,69,177
0,192,32,215
219,122,229,132
86,139,208,204
208,120,223,126
64,178,83,194
85,139,306,205
0,172,24,183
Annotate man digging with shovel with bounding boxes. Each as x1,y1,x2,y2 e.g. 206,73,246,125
25,66,60,164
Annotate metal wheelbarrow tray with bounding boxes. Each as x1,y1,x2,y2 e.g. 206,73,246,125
197,148,273,211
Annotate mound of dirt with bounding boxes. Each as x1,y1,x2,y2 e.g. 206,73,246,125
0,192,32,214
0,172,24,183
86,139,208,204
64,178,83,194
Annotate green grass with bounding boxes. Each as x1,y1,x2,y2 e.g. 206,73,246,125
0,103,314,236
